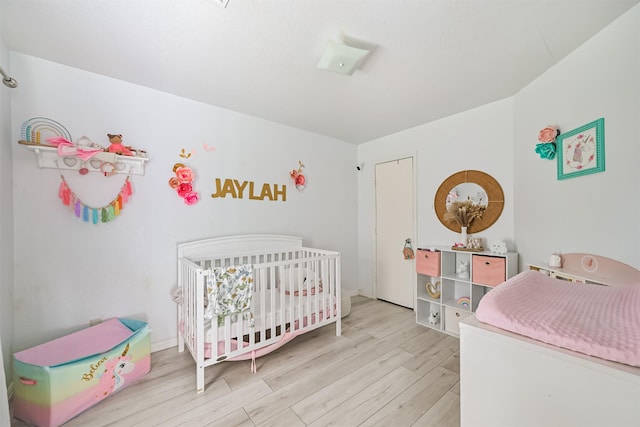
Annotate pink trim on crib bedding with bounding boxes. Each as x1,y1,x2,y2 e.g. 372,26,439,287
475,270,640,367
204,308,333,360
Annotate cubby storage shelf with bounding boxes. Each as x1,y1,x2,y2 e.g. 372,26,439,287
21,143,148,176
415,246,518,337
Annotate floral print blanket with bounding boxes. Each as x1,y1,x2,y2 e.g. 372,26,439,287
205,264,254,327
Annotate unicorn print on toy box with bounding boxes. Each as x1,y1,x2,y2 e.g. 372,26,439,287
94,343,136,399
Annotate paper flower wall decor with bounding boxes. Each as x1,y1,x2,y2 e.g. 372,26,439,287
535,125,560,160
290,160,306,191
169,156,199,205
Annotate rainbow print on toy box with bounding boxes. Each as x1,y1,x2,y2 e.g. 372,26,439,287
12,318,151,427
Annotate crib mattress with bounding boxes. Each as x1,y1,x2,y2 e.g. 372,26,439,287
475,270,640,366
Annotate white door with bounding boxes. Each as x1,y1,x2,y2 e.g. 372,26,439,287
375,157,414,308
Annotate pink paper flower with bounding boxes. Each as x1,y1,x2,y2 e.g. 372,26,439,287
289,161,306,191
168,177,180,189
177,183,193,197
170,155,198,206
183,191,199,205
538,126,559,143
175,166,194,183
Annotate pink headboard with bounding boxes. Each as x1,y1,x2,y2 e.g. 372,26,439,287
550,253,640,288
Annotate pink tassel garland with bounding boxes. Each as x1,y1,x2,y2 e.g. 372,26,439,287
58,180,66,198
57,175,134,224
59,180,72,206
124,179,132,196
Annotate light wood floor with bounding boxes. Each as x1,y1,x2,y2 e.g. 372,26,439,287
12,296,460,427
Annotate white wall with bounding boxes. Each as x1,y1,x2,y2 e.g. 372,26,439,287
6,1,639,363
514,5,640,269
0,17,14,424
10,53,358,351
356,98,515,297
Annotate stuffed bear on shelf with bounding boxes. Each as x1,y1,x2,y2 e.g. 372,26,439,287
107,133,133,156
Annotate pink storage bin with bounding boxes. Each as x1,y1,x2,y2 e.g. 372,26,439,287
472,255,506,286
416,250,441,276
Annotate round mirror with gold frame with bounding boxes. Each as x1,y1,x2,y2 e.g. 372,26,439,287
434,170,504,233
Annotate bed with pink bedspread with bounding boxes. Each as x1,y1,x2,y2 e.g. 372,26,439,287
474,269,640,366
460,253,640,427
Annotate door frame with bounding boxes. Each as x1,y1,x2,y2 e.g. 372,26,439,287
372,152,418,309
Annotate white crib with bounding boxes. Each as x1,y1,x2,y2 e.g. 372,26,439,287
177,234,341,393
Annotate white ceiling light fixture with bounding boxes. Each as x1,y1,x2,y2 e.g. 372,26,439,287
211,0,230,8
317,39,370,76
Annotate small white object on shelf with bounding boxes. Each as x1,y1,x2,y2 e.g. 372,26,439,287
489,240,507,254
548,253,562,268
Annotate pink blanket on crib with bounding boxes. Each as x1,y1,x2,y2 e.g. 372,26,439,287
475,270,640,366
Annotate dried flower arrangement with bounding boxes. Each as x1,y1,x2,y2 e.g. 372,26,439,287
443,200,485,228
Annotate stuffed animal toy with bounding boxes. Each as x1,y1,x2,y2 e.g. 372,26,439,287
456,259,469,279
107,133,133,156
429,310,440,325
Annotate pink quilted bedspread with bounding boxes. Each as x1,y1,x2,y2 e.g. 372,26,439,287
475,270,640,366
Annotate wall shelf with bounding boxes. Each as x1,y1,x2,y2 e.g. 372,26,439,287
20,143,148,176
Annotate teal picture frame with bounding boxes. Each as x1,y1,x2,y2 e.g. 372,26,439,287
557,118,605,180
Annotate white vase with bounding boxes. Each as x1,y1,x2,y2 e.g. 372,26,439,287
460,226,468,247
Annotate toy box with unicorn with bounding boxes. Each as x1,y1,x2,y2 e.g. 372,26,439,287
12,318,150,427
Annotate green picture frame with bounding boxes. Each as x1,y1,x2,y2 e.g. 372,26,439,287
557,118,605,180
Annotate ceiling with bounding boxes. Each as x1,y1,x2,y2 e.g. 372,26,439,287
1,0,638,144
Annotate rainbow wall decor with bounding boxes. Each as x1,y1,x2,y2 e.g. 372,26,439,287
20,117,72,145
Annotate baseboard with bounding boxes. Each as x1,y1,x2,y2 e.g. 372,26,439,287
151,337,177,353
357,289,373,298
342,288,360,298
